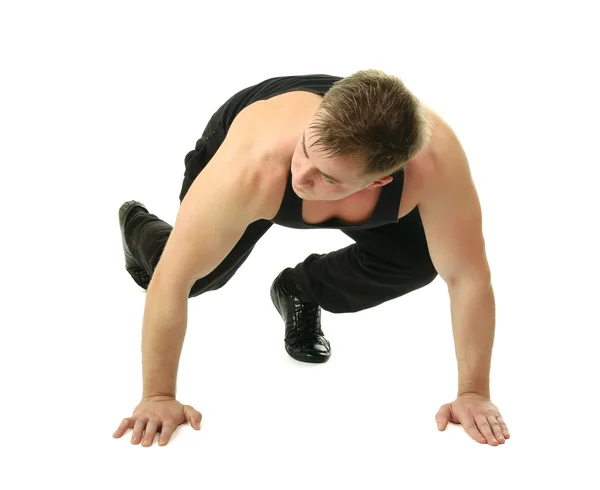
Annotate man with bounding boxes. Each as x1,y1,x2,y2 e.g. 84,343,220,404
112,70,510,448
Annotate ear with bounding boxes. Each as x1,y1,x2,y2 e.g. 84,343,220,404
365,175,393,189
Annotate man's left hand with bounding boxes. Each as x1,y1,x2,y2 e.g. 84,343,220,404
435,393,510,446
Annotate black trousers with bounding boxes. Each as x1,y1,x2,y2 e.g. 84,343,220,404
124,128,438,313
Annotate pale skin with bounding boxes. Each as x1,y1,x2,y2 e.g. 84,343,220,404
113,92,510,447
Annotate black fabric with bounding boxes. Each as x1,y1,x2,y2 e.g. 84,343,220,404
280,267,312,302
203,74,344,136
286,207,438,313
272,166,405,230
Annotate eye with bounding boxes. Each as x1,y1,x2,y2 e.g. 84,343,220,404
322,175,336,185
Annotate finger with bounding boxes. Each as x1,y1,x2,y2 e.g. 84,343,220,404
462,417,487,444
497,416,510,439
158,422,177,446
435,404,451,431
142,420,160,447
113,418,135,438
189,414,201,430
475,416,499,446
487,416,505,443
131,418,148,445
185,406,203,430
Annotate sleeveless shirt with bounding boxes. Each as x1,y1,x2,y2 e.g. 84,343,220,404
199,74,404,231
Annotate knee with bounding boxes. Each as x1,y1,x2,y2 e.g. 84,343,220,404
188,274,231,298
412,259,438,289
414,261,438,287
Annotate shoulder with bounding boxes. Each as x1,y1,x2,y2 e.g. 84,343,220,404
410,109,473,200
207,99,292,220
397,109,474,220
219,95,299,164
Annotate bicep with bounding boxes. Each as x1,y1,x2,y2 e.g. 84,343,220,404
418,135,490,285
152,148,264,294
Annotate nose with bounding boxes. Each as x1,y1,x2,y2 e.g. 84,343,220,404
296,176,312,190
292,154,313,187
293,166,308,187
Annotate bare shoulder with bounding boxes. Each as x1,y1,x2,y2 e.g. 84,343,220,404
412,109,474,198
412,109,489,283
396,109,475,220
216,94,317,220
203,100,291,220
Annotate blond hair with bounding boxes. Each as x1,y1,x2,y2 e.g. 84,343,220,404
308,69,432,178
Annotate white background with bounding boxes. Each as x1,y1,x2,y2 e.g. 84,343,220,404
1,0,599,488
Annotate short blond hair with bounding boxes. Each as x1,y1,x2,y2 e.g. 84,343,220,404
308,69,432,178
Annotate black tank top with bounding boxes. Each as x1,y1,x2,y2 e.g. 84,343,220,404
205,74,404,231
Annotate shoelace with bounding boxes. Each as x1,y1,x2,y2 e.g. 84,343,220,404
289,296,324,341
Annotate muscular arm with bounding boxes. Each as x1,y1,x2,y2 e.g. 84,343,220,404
417,126,494,398
140,120,272,399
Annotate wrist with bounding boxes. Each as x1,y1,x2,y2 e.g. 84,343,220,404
458,374,489,397
457,390,490,399
457,381,490,398
142,391,176,401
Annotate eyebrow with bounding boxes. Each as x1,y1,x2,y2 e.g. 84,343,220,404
302,131,342,184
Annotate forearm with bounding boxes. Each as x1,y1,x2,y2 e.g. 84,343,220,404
448,279,496,398
141,278,189,399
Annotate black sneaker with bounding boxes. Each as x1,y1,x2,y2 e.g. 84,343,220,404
118,200,151,290
270,269,331,363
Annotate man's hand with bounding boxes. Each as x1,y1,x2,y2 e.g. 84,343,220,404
113,396,202,447
435,393,510,446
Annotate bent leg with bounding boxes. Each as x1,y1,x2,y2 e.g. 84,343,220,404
285,206,438,313
124,211,272,297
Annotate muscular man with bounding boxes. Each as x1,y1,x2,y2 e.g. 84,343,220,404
112,70,510,448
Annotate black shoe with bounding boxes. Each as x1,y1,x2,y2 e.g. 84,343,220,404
119,200,151,290
270,269,331,363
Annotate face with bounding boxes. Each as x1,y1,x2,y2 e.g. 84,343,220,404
290,127,392,201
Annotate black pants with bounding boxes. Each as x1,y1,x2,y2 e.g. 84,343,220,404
124,127,438,313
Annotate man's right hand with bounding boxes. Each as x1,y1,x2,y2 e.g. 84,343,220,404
113,395,202,447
